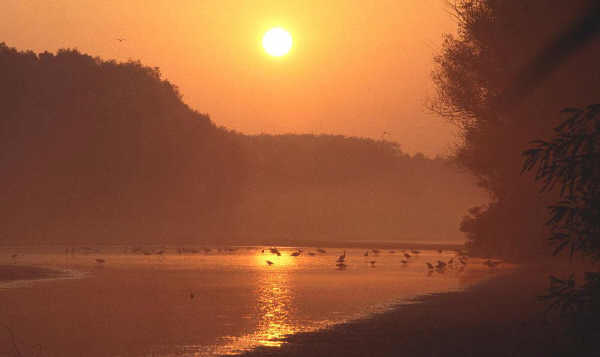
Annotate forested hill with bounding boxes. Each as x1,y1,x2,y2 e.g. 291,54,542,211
0,44,485,245
0,44,245,243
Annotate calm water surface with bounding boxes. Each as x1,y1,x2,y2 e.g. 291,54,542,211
0,245,497,356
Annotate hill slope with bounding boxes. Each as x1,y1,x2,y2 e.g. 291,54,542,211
0,44,485,245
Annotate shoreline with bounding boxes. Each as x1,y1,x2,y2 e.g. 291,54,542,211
234,266,583,357
0,265,71,284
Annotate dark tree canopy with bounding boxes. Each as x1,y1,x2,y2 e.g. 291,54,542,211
523,105,600,339
523,105,600,260
432,0,600,259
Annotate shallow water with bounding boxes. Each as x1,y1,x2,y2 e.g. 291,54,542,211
0,245,497,356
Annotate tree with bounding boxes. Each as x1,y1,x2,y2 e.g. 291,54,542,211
523,104,600,338
432,0,600,259
523,105,600,259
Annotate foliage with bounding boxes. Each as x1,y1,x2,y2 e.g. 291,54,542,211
432,0,600,259
522,105,600,260
539,272,600,338
523,105,600,338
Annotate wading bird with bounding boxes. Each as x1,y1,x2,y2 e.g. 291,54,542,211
336,251,346,263
426,262,434,270
336,262,347,270
317,248,326,254
404,253,411,259
484,259,502,269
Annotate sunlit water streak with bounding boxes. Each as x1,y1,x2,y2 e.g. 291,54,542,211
0,246,507,357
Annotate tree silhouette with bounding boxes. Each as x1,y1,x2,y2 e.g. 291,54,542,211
432,0,600,259
523,104,600,338
523,104,600,259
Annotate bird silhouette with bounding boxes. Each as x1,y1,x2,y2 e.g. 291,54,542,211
95,258,105,264
426,262,434,270
336,251,346,263
369,260,376,267
266,260,274,266
116,38,126,42
317,248,327,254
484,259,502,269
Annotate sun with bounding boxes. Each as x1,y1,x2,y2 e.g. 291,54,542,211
262,27,292,57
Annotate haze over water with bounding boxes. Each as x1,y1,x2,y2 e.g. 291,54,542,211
0,245,495,356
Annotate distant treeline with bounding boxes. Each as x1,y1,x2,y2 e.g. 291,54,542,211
0,43,484,245
235,134,484,242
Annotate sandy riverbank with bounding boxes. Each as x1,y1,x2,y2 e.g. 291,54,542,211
235,266,592,357
0,265,68,283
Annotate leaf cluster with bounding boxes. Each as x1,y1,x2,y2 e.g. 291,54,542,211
522,104,600,260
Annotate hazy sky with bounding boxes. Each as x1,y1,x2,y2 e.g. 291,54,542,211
1,0,457,156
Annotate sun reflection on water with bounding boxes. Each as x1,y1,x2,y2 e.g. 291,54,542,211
254,269,295,347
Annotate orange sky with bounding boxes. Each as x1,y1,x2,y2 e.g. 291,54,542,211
0,0,457,156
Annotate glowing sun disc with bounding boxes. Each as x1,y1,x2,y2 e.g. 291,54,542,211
262,28,292,57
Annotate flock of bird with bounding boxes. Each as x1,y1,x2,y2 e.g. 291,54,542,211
7,246,504,274
259,247,503,274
